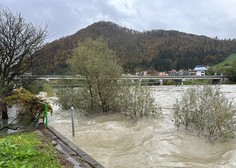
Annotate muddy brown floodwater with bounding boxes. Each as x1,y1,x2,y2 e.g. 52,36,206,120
49,85,236,168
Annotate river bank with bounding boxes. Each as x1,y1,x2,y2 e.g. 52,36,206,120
0,126,104,168
0,129,73,167
48,85,236,168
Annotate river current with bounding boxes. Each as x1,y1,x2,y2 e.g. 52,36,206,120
49,85,236,168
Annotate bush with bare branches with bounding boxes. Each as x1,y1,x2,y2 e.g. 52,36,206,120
173,85,236,142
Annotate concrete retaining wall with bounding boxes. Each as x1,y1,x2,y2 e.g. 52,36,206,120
47,126,104,168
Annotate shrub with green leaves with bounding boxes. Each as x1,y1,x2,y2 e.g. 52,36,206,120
23,81,44,95
173,85,236,142
56,86,81,110
4,88,52,118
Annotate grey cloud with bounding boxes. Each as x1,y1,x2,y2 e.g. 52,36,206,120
1,0,236,40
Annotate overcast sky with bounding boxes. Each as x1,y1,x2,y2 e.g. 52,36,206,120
1,0,236,41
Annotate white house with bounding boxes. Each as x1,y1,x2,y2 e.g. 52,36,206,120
194,65,207,76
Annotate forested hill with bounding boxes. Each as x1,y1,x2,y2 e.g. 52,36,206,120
34,21,236,75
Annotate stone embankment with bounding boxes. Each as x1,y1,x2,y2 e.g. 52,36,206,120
40,126,104,168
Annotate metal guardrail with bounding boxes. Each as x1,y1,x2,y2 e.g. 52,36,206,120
37,75,227,86
36,101,49,127
37,75,227,80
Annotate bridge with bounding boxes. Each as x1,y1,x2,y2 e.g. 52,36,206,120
121,75,227,85
38,75,227,86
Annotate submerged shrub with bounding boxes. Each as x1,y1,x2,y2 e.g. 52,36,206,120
173,85,236,142
115,84,161,121
59,38,161,120
43,82,54,97
56,82,161,121
56,86,81,110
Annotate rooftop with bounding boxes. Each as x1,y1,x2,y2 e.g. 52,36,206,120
194,65,207,71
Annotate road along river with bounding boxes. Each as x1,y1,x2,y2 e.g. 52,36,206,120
48,85,236,168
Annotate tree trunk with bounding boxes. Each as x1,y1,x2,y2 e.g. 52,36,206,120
1,102,8,119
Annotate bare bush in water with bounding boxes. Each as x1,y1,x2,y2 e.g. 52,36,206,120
56,86,81,110
173,85,236,142
115,84,161,121
57,81,161,120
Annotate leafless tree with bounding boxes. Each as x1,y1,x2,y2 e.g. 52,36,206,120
0,7,47,119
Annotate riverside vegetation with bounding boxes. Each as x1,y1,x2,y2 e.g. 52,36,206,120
57,38,161,121
173,85,236,142
57,38,236,143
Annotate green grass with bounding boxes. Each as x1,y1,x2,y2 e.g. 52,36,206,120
216,53,236,67
0,132,63,168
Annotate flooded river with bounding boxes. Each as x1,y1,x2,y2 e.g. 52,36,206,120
49,85,236,168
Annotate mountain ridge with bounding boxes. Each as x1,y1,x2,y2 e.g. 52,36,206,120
34,21,236,75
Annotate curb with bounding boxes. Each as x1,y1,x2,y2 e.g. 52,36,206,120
47,126,104,168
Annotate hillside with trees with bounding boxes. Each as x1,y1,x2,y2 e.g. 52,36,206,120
34,21,236,75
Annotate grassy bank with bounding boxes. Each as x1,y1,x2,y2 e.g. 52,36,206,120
0,131,71,168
